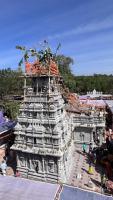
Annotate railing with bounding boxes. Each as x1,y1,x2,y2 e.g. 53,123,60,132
73,116,105,127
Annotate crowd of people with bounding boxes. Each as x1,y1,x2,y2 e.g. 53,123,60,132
82,130,113,194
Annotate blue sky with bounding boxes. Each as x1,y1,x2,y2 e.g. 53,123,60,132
0,0,113,75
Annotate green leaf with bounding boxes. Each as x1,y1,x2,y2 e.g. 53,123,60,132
18,58,23,66
55,43,61,55
16,46,26,51
24,51,29,61
29,48,36,53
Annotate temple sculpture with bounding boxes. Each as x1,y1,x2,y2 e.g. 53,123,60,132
12,55,74,183
12,46,106,183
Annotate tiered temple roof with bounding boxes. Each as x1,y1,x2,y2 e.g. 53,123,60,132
25,60,59,76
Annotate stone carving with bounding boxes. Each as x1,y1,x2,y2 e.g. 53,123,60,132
48,160,54,173
32,161,39,172
12,68,74,183
19,156,25,167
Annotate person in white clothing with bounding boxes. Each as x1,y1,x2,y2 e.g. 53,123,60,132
0,160,7,176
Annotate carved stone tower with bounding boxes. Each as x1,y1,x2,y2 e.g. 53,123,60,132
12,60,73,183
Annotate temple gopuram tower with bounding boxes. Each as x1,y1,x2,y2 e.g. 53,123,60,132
12,52,74,183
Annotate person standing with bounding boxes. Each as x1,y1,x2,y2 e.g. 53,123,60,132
82,142,87,153
0,160,7,176
88,162,93,174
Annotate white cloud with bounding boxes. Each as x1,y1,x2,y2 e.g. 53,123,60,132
47,16,113,40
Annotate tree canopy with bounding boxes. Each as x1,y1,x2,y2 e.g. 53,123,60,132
56,55,113,94
0,54,113,119
56,55,76,91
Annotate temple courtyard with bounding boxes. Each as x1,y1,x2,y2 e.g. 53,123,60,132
68,147,102,193
0,146,104,194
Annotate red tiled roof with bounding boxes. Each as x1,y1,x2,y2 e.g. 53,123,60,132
25,60,59,76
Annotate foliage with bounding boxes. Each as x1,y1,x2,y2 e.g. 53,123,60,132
1,101,20,119
0,68,23,99
0,68,23,119
0,52,113,119
56,55,113,94
75,74,113,94
16,42,61,67
56,55,76,92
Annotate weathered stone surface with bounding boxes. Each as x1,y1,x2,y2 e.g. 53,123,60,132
11,65,106,184
12,75,74,183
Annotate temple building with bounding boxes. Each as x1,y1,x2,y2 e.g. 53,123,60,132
73,110,106,148
11,48,106,183
65,94,106,148
12,59,74,183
